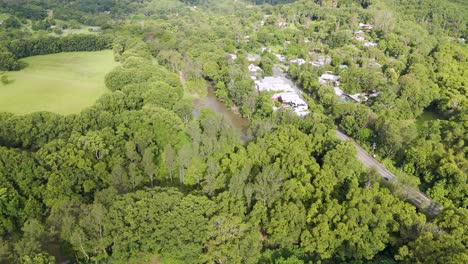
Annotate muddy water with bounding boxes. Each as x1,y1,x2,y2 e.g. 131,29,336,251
193,85,250,140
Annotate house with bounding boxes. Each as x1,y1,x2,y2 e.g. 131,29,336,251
273,53,286,62
255,76,295,93
272,92,309,116
247,54,261,62
359,22,373,31
248,64,261,72
248,64,262,78
354,36,365,42
334,87,344,96
347,93,369,103
319,72,340,86
275,92,307,109
227,53,237,60
339,64,349,69
354,30,365,35
248,64,262,80
0,20,3,26
46,9,54,19
311,55,331,67
363,42,378,48
261,47,271,53
290,58,306,65
260,14,270,26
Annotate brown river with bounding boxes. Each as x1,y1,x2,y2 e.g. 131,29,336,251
193,85,250,141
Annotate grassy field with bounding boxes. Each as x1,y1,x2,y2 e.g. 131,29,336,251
0,50,118,115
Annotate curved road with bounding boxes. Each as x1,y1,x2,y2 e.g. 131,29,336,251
272,65,441,216
335,130,441,216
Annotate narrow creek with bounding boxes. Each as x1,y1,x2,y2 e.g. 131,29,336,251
191,65,306,142
193,84,250,142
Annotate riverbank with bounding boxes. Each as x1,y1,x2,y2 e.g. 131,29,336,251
179,70,250,142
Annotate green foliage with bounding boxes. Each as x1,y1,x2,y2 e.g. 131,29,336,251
0,74,11,85
105,188,216,262
0,0,466,263
432,44,467,115
3,16,21,29
5,34,111,59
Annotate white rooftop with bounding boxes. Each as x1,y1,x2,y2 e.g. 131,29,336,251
277,93,307,106
354,36,365,42
334,87,344,96
227,53,237,60
359,23,373,29
255,77,295,92
248,64,262,73
272,92,309,116
348,93,368,103
363,42,378,47
311,56,331,67
290,58,306,65
274,53,286,62
247,54,261,62
320,73,340,81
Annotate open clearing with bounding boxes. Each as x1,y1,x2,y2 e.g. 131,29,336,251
0,50,118,115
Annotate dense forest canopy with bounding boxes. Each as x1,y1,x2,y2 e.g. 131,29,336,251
0,0,466,263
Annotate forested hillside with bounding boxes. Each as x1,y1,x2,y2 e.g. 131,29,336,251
0,0,466,263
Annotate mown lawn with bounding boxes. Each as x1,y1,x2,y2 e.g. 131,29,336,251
0,50,118,115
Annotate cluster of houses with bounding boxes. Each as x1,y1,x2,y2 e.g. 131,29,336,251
246,68,309,117
255,76,309,117
319,71,379,103
248,63,262,80
333,87,380,103
241,20,385,116
354,23,378,48
310,55,332,67
288,55,332,67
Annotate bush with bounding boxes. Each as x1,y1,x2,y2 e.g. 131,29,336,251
53,28,63,35
1,75,11,85
0,51,21,71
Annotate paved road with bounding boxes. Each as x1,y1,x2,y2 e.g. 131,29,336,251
335,130,441,216
271,64,441,216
